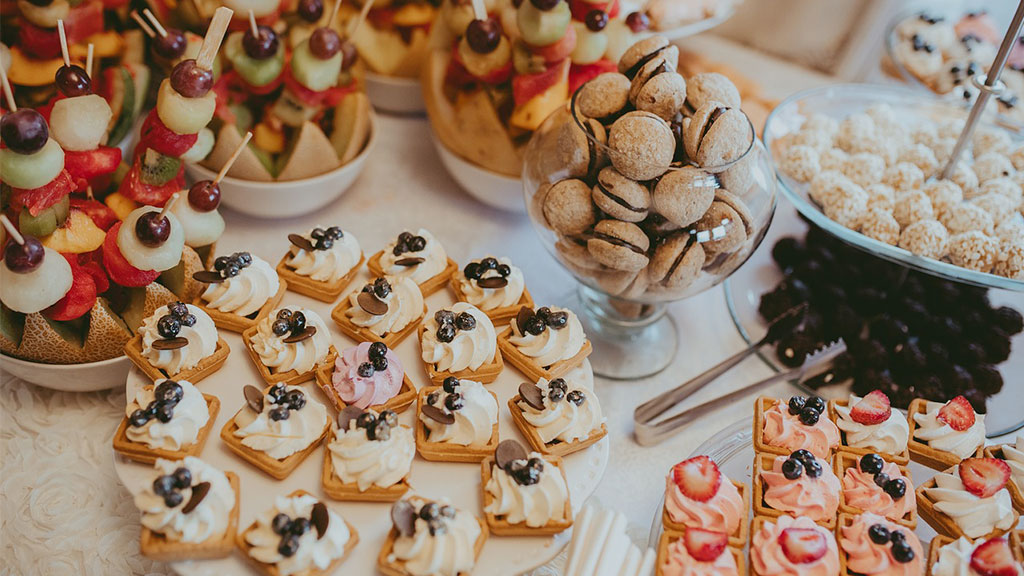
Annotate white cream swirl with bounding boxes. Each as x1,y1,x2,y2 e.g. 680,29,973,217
924,467,1016,539
200,255,280,317
454,257,526,310
932,537,1024,576
1002,435,1024,490
834,394,910,455
250,308,331,375
134,456,235,544
420,302,497,372
328,417,414,491
234,385,328,460
507,307,586,367
485,453,569,528
913,400,985,459
390,499,481,576
419,379,497,446
139,304,218,375
126,380,209,451
518,378,605,444
285,228,361,282
346,276,424,337
379,229,448,284
245,494,351,576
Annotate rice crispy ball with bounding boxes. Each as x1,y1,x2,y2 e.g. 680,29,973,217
994,238,1024,279
937,119,966,140
791,129,833,152
947,231,1000,272
809,170,856,206
859,207,901,245
972,193,1017,226
836,114,876,153
912,125,941,149
922,179,963,217
893,190,934,227
950,161,979,197
977,177,1023,205
973,152,1015,183
1009,145,1024,171
899,219,948,259
898,143,939,178
821,182,868,229
884,162,925,192
995,217,1024,243
941,202,995,235
929,137,958,165
819,148,849,172
780,144,820,182
843,153,886,188
865,104,899,131
973,127,1012,157
865,183,896,212
803,113,838,136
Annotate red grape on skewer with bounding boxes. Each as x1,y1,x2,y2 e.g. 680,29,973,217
187,180,221,212
243,25,279,60
136,212,172,247
3,236,45,273
55,65,92,97
170,59,214,98
0,109,49,155
153,28,188,60
466,18,501,54
309,27,341,59
297,0,324,23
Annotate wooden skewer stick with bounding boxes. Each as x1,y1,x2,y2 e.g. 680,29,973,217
86,186,95,201
469,0,486,22
248,10,260,37
159,193,180,218
347,0,374,38
0,62,16,112
130,10,157,38
215,131,253,183
86,44,95,78
0,215,25,246
57,20,71,67
196,7,233,71
143,8,168,38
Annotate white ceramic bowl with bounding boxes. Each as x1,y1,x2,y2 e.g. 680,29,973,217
1,353,131,392
365,72,425,115
184,112,378,219
430,131,526,213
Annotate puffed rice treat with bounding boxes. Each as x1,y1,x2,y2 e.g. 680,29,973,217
821,182,868,228
950,161,979,196
947,231,1000,272
929,137,958,165
866,104,899,131
841,153,886,187
780,144,820,182
973,127,1013,157
893,189,934,227
836,114,876,153
977,177,1023,205
859,207,901,245
884,162,924,191
791,129,832,152
1009,145,1024,171
922,179,963,216
819,148,849,172
898,143,939,177
942,202,995,235
911,125,941,149
899,219,948,259
972,193,1017,226
809,170,856,206
973,152,1015,183
803,113,838,136
937,119,966,140
994,238,1024,279
995,217,1024,243
865,183,896,212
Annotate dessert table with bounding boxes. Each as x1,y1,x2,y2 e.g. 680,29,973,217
1,35,1019,575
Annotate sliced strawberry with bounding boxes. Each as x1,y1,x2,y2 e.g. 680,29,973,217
69,197,118,231
959,458,1011,499
970,538,1019,576
850,390,892,425
938,395,976,432
531,25,577,64
116,161,184,206
778,528,828,565
42,253,97,321
101,222,161,287
683,527,728,562
64,147,122,183
138,109,199,157
474,59,513,85
569,59,618,93
77,251,110,294
282,69,358,109
10,170,75,216
670,455,721,503
512,59,570,106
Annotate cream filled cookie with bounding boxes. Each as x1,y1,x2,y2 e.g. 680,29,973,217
277,226,363,302
126,302,229,384
194,252,284,332
421,303,501,384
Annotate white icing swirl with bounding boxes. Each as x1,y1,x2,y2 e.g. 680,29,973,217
454,257,526,310
913,400,985,459
925,467,1016,539
507,307,586,367
1002,436,1024,490
834,394,910,455
140,304,218,375
328,416,414,491
378,229,448,284
518,378,605,444
170,196,224,248
250,308,331,375
932,537,1024,576
346,275,424,337
419,379,497,446
284,228,361,282
233,385,328,460
245,494,351,576
485,452,569,527
390,499,481,576
420,302,497,373
134,456,235,544
200,255,280,317
126,379,209,451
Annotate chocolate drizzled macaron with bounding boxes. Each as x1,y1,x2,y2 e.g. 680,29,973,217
629,58,686,122
587,220,650,271
647,232,705,289
593,167,651,222
652,165,717,227
576,73,631,122
618,36,678,80
543,179,597,235
683,73,741,116
607,111,675,181
683,101,751,167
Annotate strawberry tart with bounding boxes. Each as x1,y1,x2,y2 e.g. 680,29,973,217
837,453,917,528
755,395,840,460
830,390,910,464
662,455,748,547
750,515,840,576
917,457,1019,540
928,535,1024,576
908,395,986,470
755,450,841,527
657,527,743,576
838,512,925,576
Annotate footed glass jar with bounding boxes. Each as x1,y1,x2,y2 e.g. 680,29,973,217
522,90,776,378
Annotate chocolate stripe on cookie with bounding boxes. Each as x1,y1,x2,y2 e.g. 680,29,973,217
696,107,727,158
596,181,647,213
593,232,647,255
583,121,599,181
624,46,668,79
666,233,700,279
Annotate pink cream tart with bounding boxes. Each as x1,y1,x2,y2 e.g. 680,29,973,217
762,454,841,522
661,536,739,576
842,459,916,521
331,342,404,408
665,473,744,535
840,513,924,576
762,402,840,459
751,515,840,576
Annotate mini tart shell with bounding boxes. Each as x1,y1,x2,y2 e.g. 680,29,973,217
834,451,917,529
496,327,593,382
915,461,1019,542
828,398,911,465
113,394,221,465
414,386,499,463
192,278,288,334
1013,530,1024,562
313,362,417,415
449,274,535,325
655,532,745,576
480,454,572,536
139,471,240,561
241,325,338,386
124,335,231,385
926,532,1024,574
219,389,331,480
366,252,458,298
418,324,504,386
330,295,427,349
836,512,919,576
507,394,608,457
749,516,840,576
906,398,984,471
661,478,749,548
751,451,838,530
236,489,359,576
376,504,488,576
275,252,365,303
321,425,412,502
752,396,838,459
984,445,1024,514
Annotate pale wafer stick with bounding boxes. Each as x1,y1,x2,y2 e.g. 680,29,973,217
248,10,259,37
57,20,71,67
130,10,157,38
159,193,180,218
469,0,486,21
143,8,168,38
86,44,94,78
215,132,253,183
0,215,25,245
196,7,233,71
0,62,16,111
347,0,374,37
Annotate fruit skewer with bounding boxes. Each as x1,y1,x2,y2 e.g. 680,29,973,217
222,11,287,95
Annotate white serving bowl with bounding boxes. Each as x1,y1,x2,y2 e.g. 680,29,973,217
430,131,526,213
1,353,131,392
185,112,378,219
365,72,425,114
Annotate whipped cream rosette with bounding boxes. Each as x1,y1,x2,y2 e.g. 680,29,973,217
233,384,329,461
419,378,498,449
126,379,210,451
758,395,840,460
663,455,746,541
1001,436,1024,490
912,398,986,463
660,531,741,576
328,342,406,410
200,253,280,318
921,461,1016,539
750,515,840,576
248,307,332,378
839,513,924,576
243,493,354,576
930,536,1024,576
421,302,498,375
328,407,414,493
376,229,449,285
840,453,917,524
383,497,484,576
453,256,527,312
135,457,236,545
757,451,841,525
344,276,425,339
483,440,570,532
833,392,910,460
284,226,361,283
514,377,606,454
139,303,219,376
506,306,586,368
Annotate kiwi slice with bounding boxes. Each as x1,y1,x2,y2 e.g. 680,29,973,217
251,146,278,178
229,104,254,134
18,195,70,237
106,67,137,147
139,149,182,187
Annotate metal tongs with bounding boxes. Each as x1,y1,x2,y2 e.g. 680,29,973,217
634,338,847,446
